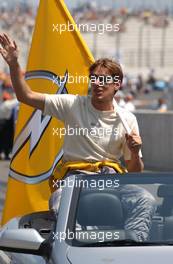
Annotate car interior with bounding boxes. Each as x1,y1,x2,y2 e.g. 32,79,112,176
150,184,173,241
18,183,173,244
76,184,173,243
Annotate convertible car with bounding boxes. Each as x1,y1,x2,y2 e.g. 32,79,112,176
1,173,173,264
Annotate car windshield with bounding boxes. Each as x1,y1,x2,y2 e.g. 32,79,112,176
66,173,173,247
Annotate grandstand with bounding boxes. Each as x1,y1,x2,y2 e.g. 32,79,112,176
0,1,173,79
82,16,173,78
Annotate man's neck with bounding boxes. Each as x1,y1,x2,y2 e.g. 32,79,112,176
91,98,114,111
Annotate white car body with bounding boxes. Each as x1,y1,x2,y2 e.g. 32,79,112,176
1,173,173,264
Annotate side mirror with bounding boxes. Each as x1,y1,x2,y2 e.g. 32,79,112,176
0,229,46,255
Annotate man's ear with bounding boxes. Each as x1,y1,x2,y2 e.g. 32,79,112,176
114,83,121,94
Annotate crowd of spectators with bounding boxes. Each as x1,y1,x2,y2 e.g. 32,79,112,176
0,3,35,43
0,3,35,71
72,3,171,31
115,70,172,112
0,3,34,160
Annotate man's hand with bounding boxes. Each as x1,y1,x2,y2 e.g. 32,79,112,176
125,132,144,172
0,33,45,110
0,33,19,66
125,132,142,156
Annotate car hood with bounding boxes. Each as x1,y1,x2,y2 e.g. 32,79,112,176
67,245,173,264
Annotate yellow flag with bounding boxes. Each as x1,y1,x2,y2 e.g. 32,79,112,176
2,0,94,225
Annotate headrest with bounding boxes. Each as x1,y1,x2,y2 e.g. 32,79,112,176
157,185,173,197
77,191,123,227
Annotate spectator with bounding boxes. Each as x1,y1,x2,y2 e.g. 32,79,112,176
156,98,168,113
0,96,18,160
147,69,156,90
124,94,136,112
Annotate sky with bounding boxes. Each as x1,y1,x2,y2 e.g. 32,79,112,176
1,0,173,12
65,0,173,11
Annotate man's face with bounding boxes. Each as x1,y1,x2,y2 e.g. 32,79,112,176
90,66,120,103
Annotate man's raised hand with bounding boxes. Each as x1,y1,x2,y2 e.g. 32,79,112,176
0,34,19,66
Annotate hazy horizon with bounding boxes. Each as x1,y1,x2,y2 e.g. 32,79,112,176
1,0,173,12
66,0,173,11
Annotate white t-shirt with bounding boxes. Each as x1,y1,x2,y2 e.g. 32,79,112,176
43,94,142,163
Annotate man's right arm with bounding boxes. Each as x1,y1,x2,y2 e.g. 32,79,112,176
9,61,45,110
0,33,45,111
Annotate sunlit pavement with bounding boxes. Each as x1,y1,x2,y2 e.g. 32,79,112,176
0,161,10,225
0,161,11,264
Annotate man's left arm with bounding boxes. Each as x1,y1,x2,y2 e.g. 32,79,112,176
125,133,144,172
